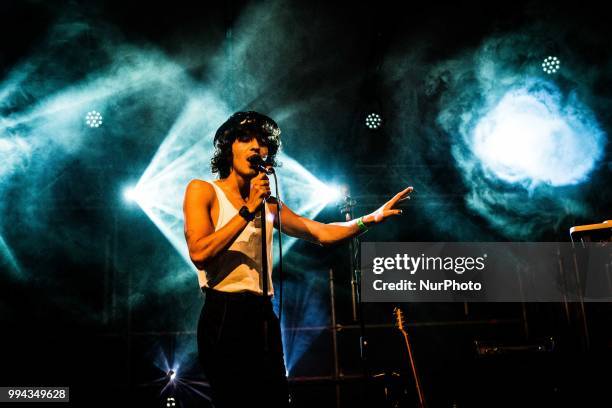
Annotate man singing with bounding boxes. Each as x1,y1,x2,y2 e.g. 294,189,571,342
183,111,412,407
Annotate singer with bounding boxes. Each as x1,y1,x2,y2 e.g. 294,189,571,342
182,111,412,407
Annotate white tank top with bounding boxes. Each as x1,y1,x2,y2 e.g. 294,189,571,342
196,181,274,295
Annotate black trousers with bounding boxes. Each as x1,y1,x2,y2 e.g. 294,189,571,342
197,288,289,408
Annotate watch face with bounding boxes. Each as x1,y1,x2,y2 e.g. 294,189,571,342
240,206,254,221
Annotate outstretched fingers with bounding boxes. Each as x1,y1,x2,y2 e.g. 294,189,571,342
389,186,413,207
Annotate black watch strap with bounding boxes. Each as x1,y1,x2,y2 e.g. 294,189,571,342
239,205,255,222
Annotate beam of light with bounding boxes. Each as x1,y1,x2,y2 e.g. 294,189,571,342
0,136,33,180
0,48,185,137
151,344,183,394
159,370,179,395
0,136,30,279
0,45,189,200
172,377,213,401
121,2,350,380
129,94,229,285
154,350,180,381
272,154,343,257
0,7,342,381
132,113,342,375
472,83,604,187
443,71,607,238
0,136,30,278
280,278,327,374
132,103,343,275
0,63,35,103
429,31,610,239
314,182,343,204
0,233,22,278
150,342,212,402
0,47,189,282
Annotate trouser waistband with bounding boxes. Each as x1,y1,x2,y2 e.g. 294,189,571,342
202,287,272,304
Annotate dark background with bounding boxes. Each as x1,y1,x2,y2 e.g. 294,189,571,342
0,0,611,406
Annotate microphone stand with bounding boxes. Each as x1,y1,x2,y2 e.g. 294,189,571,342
253,160,286,396
255,164,273,357
339,191,370,399
260,177,270,355
247,156,275,357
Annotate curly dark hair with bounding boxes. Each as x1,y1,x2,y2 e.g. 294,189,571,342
211,111,281,178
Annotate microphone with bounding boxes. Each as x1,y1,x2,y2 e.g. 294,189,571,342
247,155,275,174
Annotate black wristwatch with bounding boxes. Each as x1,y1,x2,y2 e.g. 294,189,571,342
239,205,256,222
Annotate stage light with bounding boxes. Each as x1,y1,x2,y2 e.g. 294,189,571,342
167,369,176,381
166,397,176,407
314,183,342,205
542,56,560,74
472,85,603,186
85,110,103,128
365,112,382,129
123,186,138,203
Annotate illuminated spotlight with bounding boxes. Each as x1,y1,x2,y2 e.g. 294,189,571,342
472,85,604,186
365,112,382,129
314,183,343,205
123,186,138,203
166,397,176,407
167,369,176,381
541,56,560,74
85,110,103,128
131,95,346,279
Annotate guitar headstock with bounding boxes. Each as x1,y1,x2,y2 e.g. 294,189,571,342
394,306,406,333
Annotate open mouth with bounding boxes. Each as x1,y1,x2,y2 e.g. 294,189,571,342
246,155,262,171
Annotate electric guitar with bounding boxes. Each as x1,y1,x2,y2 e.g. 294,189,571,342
394,306,426,408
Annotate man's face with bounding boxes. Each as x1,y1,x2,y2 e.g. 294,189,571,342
230,133,270,178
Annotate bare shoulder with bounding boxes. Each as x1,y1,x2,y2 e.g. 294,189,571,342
185,179,215,204
187,178,214,190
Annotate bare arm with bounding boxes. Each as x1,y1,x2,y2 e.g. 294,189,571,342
183,176,270,269
271,186,413,246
